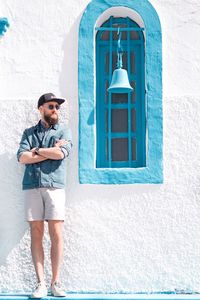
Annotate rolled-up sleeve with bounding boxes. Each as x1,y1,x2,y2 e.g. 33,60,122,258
60,128,73,158
17,130,31,161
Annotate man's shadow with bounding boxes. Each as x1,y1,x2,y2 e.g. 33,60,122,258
0,154,28,265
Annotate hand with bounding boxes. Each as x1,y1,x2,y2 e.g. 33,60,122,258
54,139,67,148
30,148,38,155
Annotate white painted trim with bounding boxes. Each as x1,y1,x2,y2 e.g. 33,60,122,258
95,7,145,30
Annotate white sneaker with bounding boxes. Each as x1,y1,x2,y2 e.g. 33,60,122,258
30,282,48,298
51,282,66,297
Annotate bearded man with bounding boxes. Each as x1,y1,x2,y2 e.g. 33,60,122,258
17,93,72,298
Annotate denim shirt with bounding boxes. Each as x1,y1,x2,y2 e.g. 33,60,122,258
17,120,72,190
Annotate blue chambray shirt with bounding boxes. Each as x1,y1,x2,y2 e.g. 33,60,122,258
17,120,72,190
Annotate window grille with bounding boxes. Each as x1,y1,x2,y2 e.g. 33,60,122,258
96,17,146,168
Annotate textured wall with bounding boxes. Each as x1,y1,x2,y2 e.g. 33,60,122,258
0,0,200,294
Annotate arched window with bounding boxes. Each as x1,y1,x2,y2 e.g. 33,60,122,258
96,16,145,168
79,0,163,184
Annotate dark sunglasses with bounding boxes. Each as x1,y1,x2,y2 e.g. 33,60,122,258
47,104,60,110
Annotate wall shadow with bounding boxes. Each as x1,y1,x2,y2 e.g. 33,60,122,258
0,154,28,265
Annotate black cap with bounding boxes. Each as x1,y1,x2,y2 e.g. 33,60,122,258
38,93,65,108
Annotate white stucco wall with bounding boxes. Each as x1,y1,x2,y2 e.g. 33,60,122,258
0,0,200,293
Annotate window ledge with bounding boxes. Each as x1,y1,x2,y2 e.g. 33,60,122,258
79,166,163,184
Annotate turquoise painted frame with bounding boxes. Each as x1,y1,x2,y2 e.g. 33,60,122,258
0,18,9,36
79,0,163,184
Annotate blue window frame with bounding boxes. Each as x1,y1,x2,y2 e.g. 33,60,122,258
96,17,145,168
79,0,163,184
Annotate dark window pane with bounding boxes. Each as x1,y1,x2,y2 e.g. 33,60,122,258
106,138,108,161
112,52,118,72
130,30,139,40
105,110,108,132
112,138,128,161
105,52,109,74
132,139,136,160
131,109,136,132
122,52,127,70
101,30,110,40
112,93,128,104
121,31,127,40
131,81,136,103
112,109,128,133
131,52,135,74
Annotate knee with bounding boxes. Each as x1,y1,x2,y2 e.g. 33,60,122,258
50,230,62,245
30,223,44,244
48,221,63,244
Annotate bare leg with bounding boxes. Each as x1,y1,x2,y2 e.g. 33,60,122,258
29,221,45,283
48,220,64,284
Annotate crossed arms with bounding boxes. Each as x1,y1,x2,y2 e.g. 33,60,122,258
19,139,66,164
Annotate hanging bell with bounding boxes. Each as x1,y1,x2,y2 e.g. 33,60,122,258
107,30,133,94
107,68,133,93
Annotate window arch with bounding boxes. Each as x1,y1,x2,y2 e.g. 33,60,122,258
79,0,163,184
96,16,145,168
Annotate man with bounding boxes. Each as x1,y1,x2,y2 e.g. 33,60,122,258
17,93,72,298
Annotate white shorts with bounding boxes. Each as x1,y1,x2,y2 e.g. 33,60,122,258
24,188,66,222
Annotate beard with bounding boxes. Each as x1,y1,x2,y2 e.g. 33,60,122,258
43,112,59,126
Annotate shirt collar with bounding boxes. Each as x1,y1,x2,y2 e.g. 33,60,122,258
34,120,59,131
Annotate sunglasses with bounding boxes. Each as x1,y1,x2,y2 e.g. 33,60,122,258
47,104,60,110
